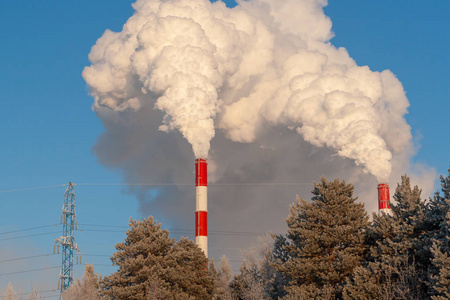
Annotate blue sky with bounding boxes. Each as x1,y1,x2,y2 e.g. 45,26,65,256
0,0,449,295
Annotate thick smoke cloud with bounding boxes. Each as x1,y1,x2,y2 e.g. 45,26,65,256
83,0,411,183
83,0,434,262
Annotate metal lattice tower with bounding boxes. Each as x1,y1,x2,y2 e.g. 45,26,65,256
54,182,80,296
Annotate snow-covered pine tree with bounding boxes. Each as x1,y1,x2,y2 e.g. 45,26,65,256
425,168,450,245
25,289,43,300
344,175,428,299
430,221,450,300
62,264,101,300
230,260,265,300
213,256,233,300
230,235,288,300
101,217,214,299
273,178,369,299
2,283,17,300
163,237,215,299
0,283,43,300
429,167,450,299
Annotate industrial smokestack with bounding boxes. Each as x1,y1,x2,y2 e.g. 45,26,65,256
195,159,208,257
377,183,391,214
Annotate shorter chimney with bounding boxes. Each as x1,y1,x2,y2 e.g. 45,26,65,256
377,183,391,214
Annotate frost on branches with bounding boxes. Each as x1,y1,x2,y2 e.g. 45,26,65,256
273,178,369,299
101,217,214,299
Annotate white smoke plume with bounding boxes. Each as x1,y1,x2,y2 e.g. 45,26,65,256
83,0,413,183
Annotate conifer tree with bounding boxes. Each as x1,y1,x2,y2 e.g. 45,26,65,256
430,230,450,299
101,217,214,299
429,168,450,299
62,264,101,300
213,256,233,300
273,178,369,299
2,283,17,300
230,235,288,300
344,175,428,299
25,289,43,300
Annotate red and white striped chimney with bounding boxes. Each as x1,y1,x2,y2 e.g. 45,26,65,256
377,183,391,214
195,159,208,257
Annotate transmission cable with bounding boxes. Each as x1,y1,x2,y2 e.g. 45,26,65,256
0,184,66,194
0,231,61,241
0,224,59,235
0,266,60,276
0,253,54,263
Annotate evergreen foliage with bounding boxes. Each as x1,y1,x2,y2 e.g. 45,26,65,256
230,235,287,300
62,264,101,300
101,217,214,300
344,175,428,299
273,178,369,299
213,256,233,300
429,168,450,299
430,234,450,300
2,283,17,300
1,283,42,300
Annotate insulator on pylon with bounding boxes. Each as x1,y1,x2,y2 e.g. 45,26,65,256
53,244,55,254
60,214,63,224
75,220,77,230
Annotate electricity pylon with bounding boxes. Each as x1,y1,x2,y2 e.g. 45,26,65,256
54,182,80,296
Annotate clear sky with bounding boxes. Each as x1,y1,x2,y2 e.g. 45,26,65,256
0,0,449,296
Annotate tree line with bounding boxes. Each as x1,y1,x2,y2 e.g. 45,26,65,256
4,168,449,299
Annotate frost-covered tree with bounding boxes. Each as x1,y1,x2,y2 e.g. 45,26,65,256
230,235,286,300
213,256,233,300
424,169,450,247
273,178,369,299
430,231,450,300
344,175,428,299
1,284,42,300
426,167,450,299
2,283,17,300
230,261,265,300
62,264,100,300
427,167,450,299
101,217,214,299
25,289,42,300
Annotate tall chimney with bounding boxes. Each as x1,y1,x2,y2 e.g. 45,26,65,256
377,183,391,214
195,159,208,257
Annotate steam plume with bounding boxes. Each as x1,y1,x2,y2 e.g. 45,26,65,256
83,0,411,183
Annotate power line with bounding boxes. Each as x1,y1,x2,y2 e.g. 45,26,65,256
75,183,191,186
0,266,60,276
78,245,115,248
0,231,60,241
78,223,127,228
0,184,66,194
0,253,54,263
44,294,61,299
77,263,116,267
0,224,59,235
81,254,111,257
22,289,59,297
77,223,274,236
75,182,310,187
0,181,311,195
77,228,268,237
